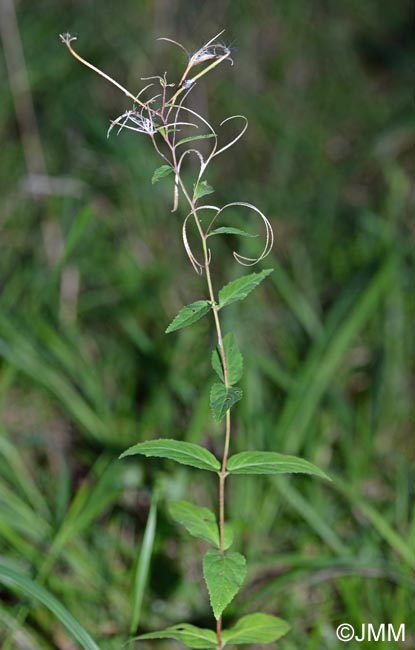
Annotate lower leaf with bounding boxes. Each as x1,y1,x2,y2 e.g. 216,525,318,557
133,623,217,649
203,550,247,620
222,613,290,644
226,451,330,480
119,439,220,472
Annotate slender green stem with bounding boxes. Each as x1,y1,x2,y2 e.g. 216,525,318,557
166,141,230,650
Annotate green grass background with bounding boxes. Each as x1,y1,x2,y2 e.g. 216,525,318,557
0,0,414,648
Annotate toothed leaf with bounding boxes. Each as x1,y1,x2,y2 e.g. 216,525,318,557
222,613,291,644
166,300,212,333
194,181,214,201
218,269,273,309
169,501,219,547
211,333,243,385
120,439,220,472
203,550,246,620
169,500,233,549
151,164,173,184
133,623,217,648
226,451,330,480
210,383,242,422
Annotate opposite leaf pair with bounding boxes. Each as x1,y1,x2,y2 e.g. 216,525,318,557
120,439,330,482
120,440,328,644
169,501,241,621
165,269,274,334
135,613,291,648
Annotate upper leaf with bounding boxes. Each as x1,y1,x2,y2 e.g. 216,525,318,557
211,333,243,385
218,269,273,309
166,300,212,334
203,550,247,620
210,383,243,422
194,181,215,201
151,164,173,184
207,227,257,238
226,451,330,480
133,623,217,649
222,613,291,645
169,500,219,547
120,439,220,472
176,133,216,146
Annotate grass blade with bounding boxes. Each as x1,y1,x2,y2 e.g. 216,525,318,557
333,475,415,570
277,257,396,454
0,563,101,650
275,479,348,555
130,492,158,633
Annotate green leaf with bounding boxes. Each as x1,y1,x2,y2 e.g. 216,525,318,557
120,439,220,472
166,300,212,334
218,269,273,309
194,181,214,201
134,623,217,649
176,133,216,146
0,563,100,650
151,164,173,184
222,613,291,644
169,500,233,549
226,451,330,480
207,227,257,238
210,383,242,422
169,500,219,547
203,550,246,620
211,333,243,385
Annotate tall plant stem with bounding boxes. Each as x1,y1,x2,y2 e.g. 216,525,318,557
167,144,230,650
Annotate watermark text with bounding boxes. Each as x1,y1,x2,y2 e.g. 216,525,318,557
336,623,405,643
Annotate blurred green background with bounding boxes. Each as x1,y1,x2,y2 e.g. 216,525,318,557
0,0,414,648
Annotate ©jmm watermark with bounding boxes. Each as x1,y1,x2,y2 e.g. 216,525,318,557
336,623,405,643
